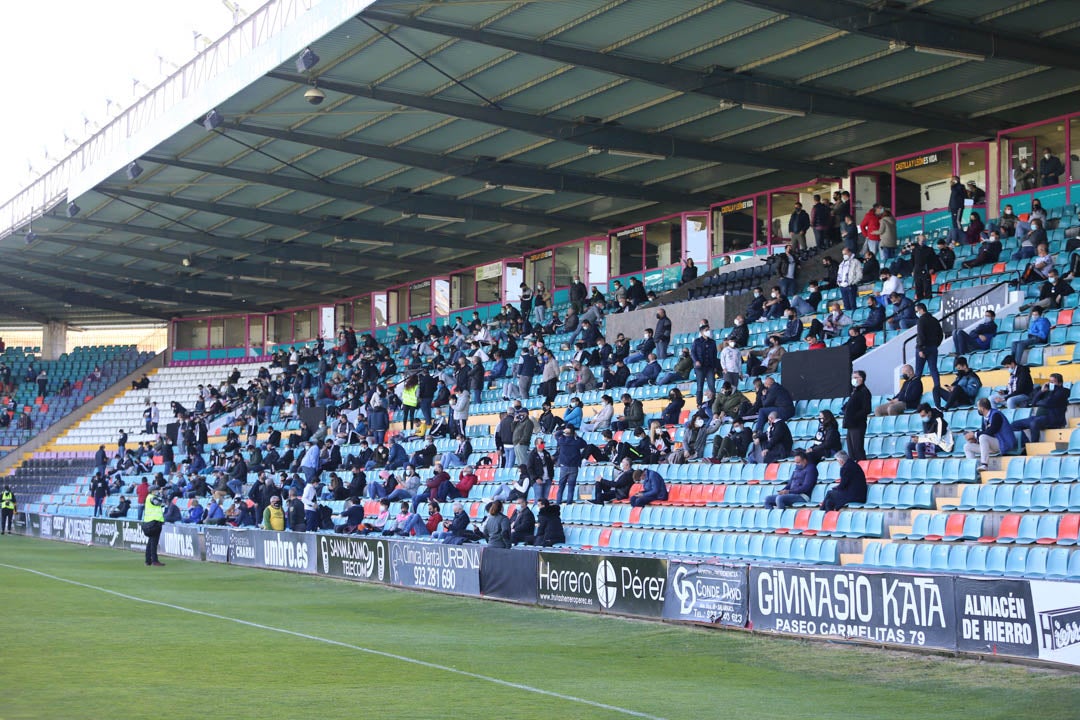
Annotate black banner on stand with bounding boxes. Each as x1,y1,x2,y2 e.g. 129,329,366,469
663,562,748,627
537,552,668,617
481,547,539,603
204,527,231,563
315,534,388,584
954,576,1038,658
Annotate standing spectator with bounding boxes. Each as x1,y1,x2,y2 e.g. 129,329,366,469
0,485,15,534
528,438,555,503
135,477,150,520
948,175,967,243
680,258,699,285
843,370,872,461
837,247,863,311
963,398,1016,471
810,193,830,248
914,302,943,389
820,451,867,511
878,209,897,261
555,426,588,505
1040,148,1065,186
788,203,810,251
777,243,799,298
90,473,109,517
654,308,672,359
569,273,588,314
859,203,882,256
451,391,470,437
690,323,718,406
911,236,936,300
764,450,817,509
301,475,319,532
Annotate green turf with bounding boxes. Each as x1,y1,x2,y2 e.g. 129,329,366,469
1,536,1077,720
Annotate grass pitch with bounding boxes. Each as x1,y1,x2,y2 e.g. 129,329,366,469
0,536,1077,720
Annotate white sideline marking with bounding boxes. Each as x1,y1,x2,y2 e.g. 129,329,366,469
0,562,668,720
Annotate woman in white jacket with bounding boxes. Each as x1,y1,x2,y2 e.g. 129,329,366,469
581,395,614,433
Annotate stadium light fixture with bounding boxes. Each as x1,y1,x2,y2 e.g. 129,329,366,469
181,256,192,267
607,149,666,161
741,103,806,117
913,45,985,62
126,161,143,180
203,109,224,131
66,202,80,217
197,290,233,297
417,213,465,223
296,47,320,73
502,184,556,195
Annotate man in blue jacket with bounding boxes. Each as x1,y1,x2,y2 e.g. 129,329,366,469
963,398,1016,470
555,426,588,505
754,376,796,434
690,324,718,406
624,328,656,365
1011,307,1050,363
764,450,818,509
952,309,997,355
630,468,668,507
1011,373,1069,445
625,354,662,388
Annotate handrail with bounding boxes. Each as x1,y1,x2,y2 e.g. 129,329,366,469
901,281,1007,367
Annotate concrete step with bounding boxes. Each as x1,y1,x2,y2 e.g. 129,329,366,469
1026,441,1061,456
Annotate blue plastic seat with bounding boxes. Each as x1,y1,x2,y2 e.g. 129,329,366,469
1046,548,1071,579
984,545,1009,575
1003,547,1030,577
948,545,969,572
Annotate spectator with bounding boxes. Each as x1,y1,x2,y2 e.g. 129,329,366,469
475,500,511,548
534,498,565,547
915,302,943,388
933,356,981,411
680,258,698,286
711,418,753,462
820,451,867,511
805,409,841,464
108,496,131,518
1011,308,1050,364
754,376,795,435
592,458,635,505
1040,147,1065,186
822,302,852,339
878,209,897,261
747,412,793,463
846,326,867,362
1022,269,1073,312
625,353,662,388
963,398,1016,471
690,323,718,405
658,347,693,386
659,388,685,426
581,395,614,433
837,247,863,311
810,193,830,248
911,235,937,299
875,364,923,416
630,467,668,508
555,426,588,505
963,212,985,246
860,203,883,257
763,285,790,320
764,450,817,509
960,229,1001,269
948,175,966,243
510,497,536,544
861,249,880,284
904,403,953,459
777,242,799,297
1011,374,1069,445
844,370,872,461
746,335,785,377
203,496,227,526
862,295,886,333
90,474,109,517
261,495,285,530
994,355,1034,410
952,308,997,355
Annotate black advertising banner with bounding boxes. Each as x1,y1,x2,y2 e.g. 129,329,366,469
663,562,748,627
954,577,1038,658
1030,580,1080,668
939,283,1009,334
781,345,851,402
15,512,37,536
228,529,261,566
258,530,316,574
204,527,231,563
159,523,204,561
91,518,147,553
750,566,956,650
389,539,483,596
480,547,539,603
62,516,94,545
537,552,668,618
315,534,388,584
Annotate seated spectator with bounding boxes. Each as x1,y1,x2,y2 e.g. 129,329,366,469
820,451,867,511
711,418,752,462
492,465,532,504
591,458,635,505
629,468,668,508
754,376,796,435
1022,269,1074,312
963,212,985,245
994,355,1034,410
1011,374,1069,445
933,356,981,411
904,403,952,459
711,382,748,422
562,398,584,430
625,354,662,388
1011,307,1050,362
862,295,886,332
846,326,867,361
963,398,1016,470
1022,242,1054,284
509,497,535,545
659,388,685,426
657,348,693,386
745,287,766,323
960,230,1001,269
600,359,629,391
746,335,784,377
878,269,903,304
534,499,565,547
804,410,841,464
822,302,852,339
747,412,793,463
162,498,182,523
611,393,645,433
203,496,227,526
804,334,825,351
334,497,366,533
875,364,922,416
777,309,802,344
108,496,131,518
762,286,790,320
952,309,997,355
1013,219,1047,260
624,329,656,365
764,450,817,509
580,395,614,433
886,292,916,331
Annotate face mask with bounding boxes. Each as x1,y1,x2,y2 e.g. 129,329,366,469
693,418,704,428
728,341,736,348
851,378,861,387
842,255,850,262
734,319,743,326
771,292,779,298
702,331,711,338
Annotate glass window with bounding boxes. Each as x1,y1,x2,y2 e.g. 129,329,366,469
1070,118,1080,186
224,317,244,347
609,227,642,277
852,163,892,219
451,272,475,310
209,318,225,348
433,278,450,318
294,309,316,341
891,149,952,216
267,314,289,345
769,192,801,245
176,320,207,350
248,316,264,350
645,219,680,270
685,215,708,265
353,296,371,331
713,198,755,256
525,250,554,289
409,281,431,319
475,262,501,305
587,238,608,289
756,199,769,251
958,145,988,205
387,291,400,326
554,243,583,287
504,262,523,302
335,304,348,331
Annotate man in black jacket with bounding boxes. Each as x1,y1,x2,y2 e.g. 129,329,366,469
914,303,943,388
875,364,922,416
911,236,937,299
591,458,635,504
844,371,873,461
654,308,672,359
1025,269,1074,312
748,413,792,463
995,355,1034,409
948,175,967,243
821,451,867,510
91,473,109,517
510,497,535,544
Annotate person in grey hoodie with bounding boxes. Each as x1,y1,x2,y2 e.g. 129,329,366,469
477,500,511,548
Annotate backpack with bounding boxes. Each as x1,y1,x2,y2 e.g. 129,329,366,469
318,504,334,530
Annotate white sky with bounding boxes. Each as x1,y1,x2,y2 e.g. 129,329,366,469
0,0,238,203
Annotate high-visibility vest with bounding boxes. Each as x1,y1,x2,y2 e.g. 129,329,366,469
143,495,165,523
402,385,419,408
0,491,14,511
265,504,285,531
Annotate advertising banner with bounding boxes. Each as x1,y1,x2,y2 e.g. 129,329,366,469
257,530,316,574
537,552,668,618
159,523,203,561
62,516,94,545
663,562,748,627
204,527,231,563
939,283,1009,335
480,547,539,603
389,539,483,596
91,518,147,553
315,534,389,584
954,577,1038,658
228,529,261,566
750,566,956,650
1030,580,1080,668
16,512,37,537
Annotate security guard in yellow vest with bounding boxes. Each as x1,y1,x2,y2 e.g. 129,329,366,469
262,495,286,531
1,485,15,534
141,487,166,566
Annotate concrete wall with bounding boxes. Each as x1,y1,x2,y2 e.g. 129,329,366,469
42,322,67,361
605,295,734,342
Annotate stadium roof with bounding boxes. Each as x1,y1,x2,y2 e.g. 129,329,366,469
6,0,1080,325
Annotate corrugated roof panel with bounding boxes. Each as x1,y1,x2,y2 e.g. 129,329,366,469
553,1,708,50
411,0,522,28
811,51,961,94
753,35,887,80
483,0,620,39
936,68,1080,114
868,58,1036,106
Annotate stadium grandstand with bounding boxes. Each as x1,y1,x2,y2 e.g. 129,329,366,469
6,0,1080,674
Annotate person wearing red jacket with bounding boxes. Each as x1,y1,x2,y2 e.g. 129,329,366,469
860,204,883,257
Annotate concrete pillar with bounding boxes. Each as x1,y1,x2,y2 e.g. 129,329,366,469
41,322,67,361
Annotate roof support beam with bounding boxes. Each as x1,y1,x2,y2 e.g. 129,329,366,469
0,274,167,320
226,119,714,207
265,70,842,176
362,9,997,136
145,155,605,236
738,0,1080,73
101,186,520,256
